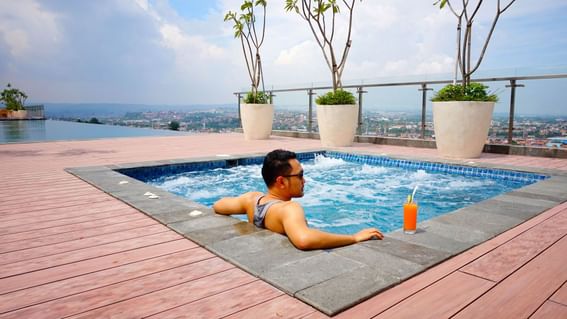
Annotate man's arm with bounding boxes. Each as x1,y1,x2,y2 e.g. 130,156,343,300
281,202,383,250
213,192,260,215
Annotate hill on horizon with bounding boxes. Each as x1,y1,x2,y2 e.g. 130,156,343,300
42,103,235,117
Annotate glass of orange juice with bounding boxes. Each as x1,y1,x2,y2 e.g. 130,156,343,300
403,202,418,234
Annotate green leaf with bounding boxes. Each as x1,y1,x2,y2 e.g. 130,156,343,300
431,83,499,102
284,0,297,12
223,12,234,21
433,0,447,9
332,3,340,14
241,1,252,11
315,90,356,105
244,91,270,104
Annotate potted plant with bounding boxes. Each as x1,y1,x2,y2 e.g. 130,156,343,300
0,83,28,120
285,0,360,147
431,0,516,158
225,0,273,140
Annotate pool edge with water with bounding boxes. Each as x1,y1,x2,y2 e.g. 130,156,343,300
138,151,547,234
65,149,567,316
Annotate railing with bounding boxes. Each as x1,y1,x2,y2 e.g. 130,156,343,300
0,104,44,120
234,74,567,145
24,104,45,119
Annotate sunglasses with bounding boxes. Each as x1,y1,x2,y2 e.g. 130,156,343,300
283,171,304,179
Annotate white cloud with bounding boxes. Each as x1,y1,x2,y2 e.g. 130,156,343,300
275,41,318,66
134,0,149,11
415,56,454,75
160,23,224,60
0,0,60,57
0,0,564,113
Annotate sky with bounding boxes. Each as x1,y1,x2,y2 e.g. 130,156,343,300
0,0,566,115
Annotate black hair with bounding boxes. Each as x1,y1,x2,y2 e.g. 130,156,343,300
262,149,297,187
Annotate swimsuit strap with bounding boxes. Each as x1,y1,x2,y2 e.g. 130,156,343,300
253,195,281,228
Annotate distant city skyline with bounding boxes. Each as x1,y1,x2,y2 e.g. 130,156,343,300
1,0,566,115
43,102,567,119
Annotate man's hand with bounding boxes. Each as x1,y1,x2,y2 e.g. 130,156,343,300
353,228,384,242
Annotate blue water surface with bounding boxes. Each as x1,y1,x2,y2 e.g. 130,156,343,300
149,155,534,234
0,120,188,144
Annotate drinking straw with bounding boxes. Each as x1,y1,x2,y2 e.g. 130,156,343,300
410,185,418,203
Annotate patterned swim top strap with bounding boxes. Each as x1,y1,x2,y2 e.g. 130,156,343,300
253,195,281,228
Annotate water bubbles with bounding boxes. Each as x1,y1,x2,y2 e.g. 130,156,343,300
150,155,525,234
410,169,430,180
311,154,347,169
360,164,389,175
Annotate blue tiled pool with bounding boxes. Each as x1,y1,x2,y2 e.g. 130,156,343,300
119,151,548,234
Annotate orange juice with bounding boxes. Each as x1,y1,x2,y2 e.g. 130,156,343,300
403,202,418,234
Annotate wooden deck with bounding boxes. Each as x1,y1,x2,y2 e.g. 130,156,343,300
1,133,566,318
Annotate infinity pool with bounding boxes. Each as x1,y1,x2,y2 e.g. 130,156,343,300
0,119,188,144
146,152,545,234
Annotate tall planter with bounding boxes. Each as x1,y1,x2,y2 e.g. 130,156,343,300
432,101,495,158
316,104,358,147
240,103,274,140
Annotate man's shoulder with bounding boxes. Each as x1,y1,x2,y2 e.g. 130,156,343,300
278,200,304,213
241,191,263,204
243,191,263,198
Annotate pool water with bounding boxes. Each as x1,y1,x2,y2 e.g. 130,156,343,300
148,154,538,234
0,119,188,144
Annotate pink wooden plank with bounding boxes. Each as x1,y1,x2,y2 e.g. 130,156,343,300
0,239,196,294
1,182,92,194
0,195,115,215
0,202,146,235
530,301,567,319
0,199,128,223
0,209,142,235
300,311,331,319
2,172,84,180
0,247,213,314
0,212,148,243
454,236,567,318
1,175,79,185
147,280,283,318
0,231,181,279
0,201,119,219
550,282,567,305
373,271,494,319
460,209,567,282
0,218,156,254
225,295,320,319
1,254,229,319
334,202,567,319
2,184,95,198
0,192,113,212
65,268,255,319
0,182,106,199
1,187,101,204
0,224,169,264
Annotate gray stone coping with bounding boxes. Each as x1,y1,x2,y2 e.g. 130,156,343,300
65,149,567,316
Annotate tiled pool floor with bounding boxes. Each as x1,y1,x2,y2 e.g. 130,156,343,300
67,148,567,315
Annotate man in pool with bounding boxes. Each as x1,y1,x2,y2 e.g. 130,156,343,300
213,149,384,250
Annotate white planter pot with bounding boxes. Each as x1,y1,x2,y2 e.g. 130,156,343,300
432,101,495,158
316,104,359,147
240,103,274,140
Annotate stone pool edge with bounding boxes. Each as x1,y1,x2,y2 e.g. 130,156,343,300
65,149,567,316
